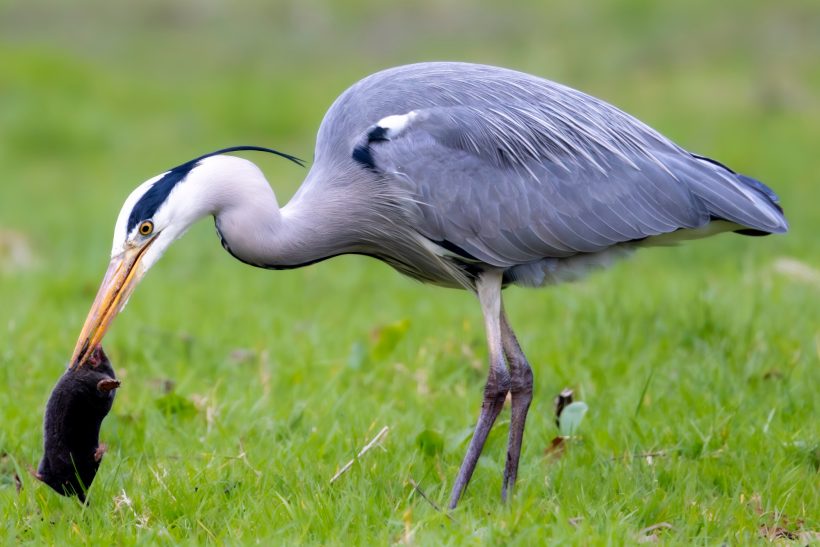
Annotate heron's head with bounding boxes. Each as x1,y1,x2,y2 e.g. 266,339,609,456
70,146,303,368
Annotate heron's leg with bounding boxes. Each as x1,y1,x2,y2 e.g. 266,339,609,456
448,270,510,510
500,306,534,501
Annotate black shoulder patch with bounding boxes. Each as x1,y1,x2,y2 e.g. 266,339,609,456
352,124,392,170
367,125,390,142
352,144,377,170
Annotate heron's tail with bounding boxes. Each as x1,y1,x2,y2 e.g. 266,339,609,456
728,173,788,236
690,154,789,236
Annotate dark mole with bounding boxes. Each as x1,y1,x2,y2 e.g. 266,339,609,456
36,346,119,502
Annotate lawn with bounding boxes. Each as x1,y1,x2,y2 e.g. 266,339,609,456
1,0,818,544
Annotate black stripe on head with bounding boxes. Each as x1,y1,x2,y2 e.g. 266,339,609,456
127,160,197,233
126,145,304,234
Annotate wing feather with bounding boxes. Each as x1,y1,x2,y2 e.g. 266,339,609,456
336,64,785,267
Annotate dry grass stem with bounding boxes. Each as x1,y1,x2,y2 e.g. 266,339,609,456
330,426,389,484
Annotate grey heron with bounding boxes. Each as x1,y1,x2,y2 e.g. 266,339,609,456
68,62,788,509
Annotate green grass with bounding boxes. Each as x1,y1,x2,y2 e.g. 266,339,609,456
1,0,819,544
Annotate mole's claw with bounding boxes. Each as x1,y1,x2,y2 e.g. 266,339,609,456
96,378,121,392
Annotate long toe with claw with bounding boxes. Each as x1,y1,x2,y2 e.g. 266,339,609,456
500,309,534,501
448,365,510,509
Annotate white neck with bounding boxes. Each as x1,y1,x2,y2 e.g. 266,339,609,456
188,156,361,268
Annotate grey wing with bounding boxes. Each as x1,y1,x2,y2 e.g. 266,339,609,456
352,105,785,267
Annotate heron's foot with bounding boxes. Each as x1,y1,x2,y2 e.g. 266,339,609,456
501,377,533,501
448,368,510,510
499,310,534,503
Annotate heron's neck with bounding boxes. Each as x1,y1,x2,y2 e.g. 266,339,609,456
212,172,358,269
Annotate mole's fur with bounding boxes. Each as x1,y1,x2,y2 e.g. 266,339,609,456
37,346,119,501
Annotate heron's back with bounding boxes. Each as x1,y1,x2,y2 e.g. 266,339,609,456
300,62,786,287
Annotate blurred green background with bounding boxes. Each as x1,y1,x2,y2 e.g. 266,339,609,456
1,0,818,269
1,0,818,543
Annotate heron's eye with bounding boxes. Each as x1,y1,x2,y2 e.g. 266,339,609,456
138,221,154,236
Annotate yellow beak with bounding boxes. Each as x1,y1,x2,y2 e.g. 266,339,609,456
69,240,155,369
